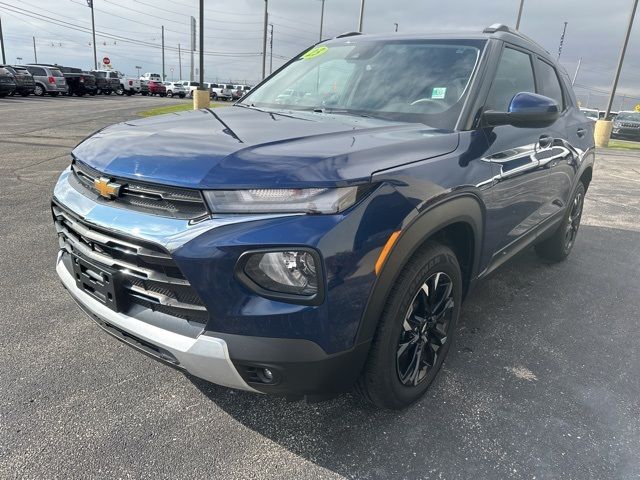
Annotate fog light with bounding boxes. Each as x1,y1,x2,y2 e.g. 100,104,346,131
242,250,319,296
260,368,274,383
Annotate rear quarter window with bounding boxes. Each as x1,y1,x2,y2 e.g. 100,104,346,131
537,59,565,110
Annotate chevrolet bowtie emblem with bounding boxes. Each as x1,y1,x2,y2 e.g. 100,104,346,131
94,177,122,199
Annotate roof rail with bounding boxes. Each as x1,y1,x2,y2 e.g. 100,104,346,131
335,31,362,39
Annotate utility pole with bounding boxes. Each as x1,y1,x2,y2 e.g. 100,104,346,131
319,0,325,41
620,93,627,111
515,0,524,30
198,0,204,88
161,25,165,80
605,0,638,118
572,57,581,85
358,0,365,32
32,36,37,62
190,16,195,82
557,21,568,60
178,43,182,80
269,23,274,74
0,16,5,64
87,0,97,69
262,0,268,79
394,22,398,32
135,65,141,77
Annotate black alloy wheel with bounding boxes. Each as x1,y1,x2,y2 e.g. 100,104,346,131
396,272,455,386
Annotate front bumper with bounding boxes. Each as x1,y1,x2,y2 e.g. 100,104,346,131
57,250,257,392
52,165,414,396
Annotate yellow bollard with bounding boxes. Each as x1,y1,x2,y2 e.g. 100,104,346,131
594,120,613,148
193,89,210,110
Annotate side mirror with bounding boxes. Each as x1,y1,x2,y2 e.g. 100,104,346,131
483,92,560,128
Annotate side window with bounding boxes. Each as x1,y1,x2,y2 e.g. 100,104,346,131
537,60,565,110
27,66,46,76
486,47,535,111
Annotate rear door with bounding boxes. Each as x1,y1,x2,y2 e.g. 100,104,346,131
481,44,561,255
534,58,591,211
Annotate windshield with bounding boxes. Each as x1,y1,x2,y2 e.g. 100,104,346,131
241,39,484,128
616,112,640,122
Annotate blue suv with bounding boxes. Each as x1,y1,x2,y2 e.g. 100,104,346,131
52,25,595,409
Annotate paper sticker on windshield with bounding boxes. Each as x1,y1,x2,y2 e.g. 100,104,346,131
302,46,328,60
431,87,447,99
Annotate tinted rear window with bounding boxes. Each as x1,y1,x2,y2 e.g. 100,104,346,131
27,66,46,76
50,69,64,77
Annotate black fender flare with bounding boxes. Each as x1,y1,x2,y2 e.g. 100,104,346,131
355,193,485,345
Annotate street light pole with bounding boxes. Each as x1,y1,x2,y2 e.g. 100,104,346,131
269,23,274,74
199,0,204,88
572,57,581,86
262,0,268,79
178,43,182,80
32,36,37,63
515,0,524,30
319,0,325,41
87,0,97,69
358,0,365,32
0,16,5,64
394,22,398,32
161,25,165,81
605,0,638,118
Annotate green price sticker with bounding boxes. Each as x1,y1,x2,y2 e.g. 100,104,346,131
431,87,447,99
301,46,329,60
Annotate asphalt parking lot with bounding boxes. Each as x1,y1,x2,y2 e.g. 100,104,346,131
1,95,639,479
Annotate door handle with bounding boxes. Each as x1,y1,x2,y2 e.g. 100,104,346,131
538,135,554,149
577,128,586,138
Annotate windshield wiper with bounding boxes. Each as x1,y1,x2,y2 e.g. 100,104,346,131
311,107,376,119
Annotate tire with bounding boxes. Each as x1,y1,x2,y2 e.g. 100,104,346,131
535,181,586,262
357,242,462,409
34,84,45,96
167,91,173,98
178,93,185,99
211,93,218,101
116,87,124,96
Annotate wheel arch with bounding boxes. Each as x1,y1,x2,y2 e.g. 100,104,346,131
355,193,484,345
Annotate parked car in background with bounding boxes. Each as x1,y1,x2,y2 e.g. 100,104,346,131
32,65,96,96
163,82,186,98
115,72,141,96
580,108,600,121
140,72,162,82
0,66,17,97
140,79,150,96
231,84,246,100
148,80,167,97
210,83,232,101
1,65,35,96
177,80,200,97
92,70,119,95
25,64,68,96
52,25,595,409
611,111,640,141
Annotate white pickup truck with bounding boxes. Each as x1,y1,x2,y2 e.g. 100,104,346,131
115,71,141,96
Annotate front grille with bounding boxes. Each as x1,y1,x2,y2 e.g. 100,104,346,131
618,122,640,129
70,160,209,220
53,202,209,323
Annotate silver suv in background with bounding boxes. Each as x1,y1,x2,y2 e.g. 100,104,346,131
163,82,187,98
25,65,68,96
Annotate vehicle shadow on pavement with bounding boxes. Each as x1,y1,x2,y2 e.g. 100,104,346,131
189,224,640,479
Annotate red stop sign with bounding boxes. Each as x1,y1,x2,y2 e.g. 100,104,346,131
103,57,111,65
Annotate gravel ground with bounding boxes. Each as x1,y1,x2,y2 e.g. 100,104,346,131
1,95,639,479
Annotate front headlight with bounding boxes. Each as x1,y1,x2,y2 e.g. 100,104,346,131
203,187,359,214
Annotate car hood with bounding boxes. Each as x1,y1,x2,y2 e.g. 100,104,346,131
72,106,459,189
